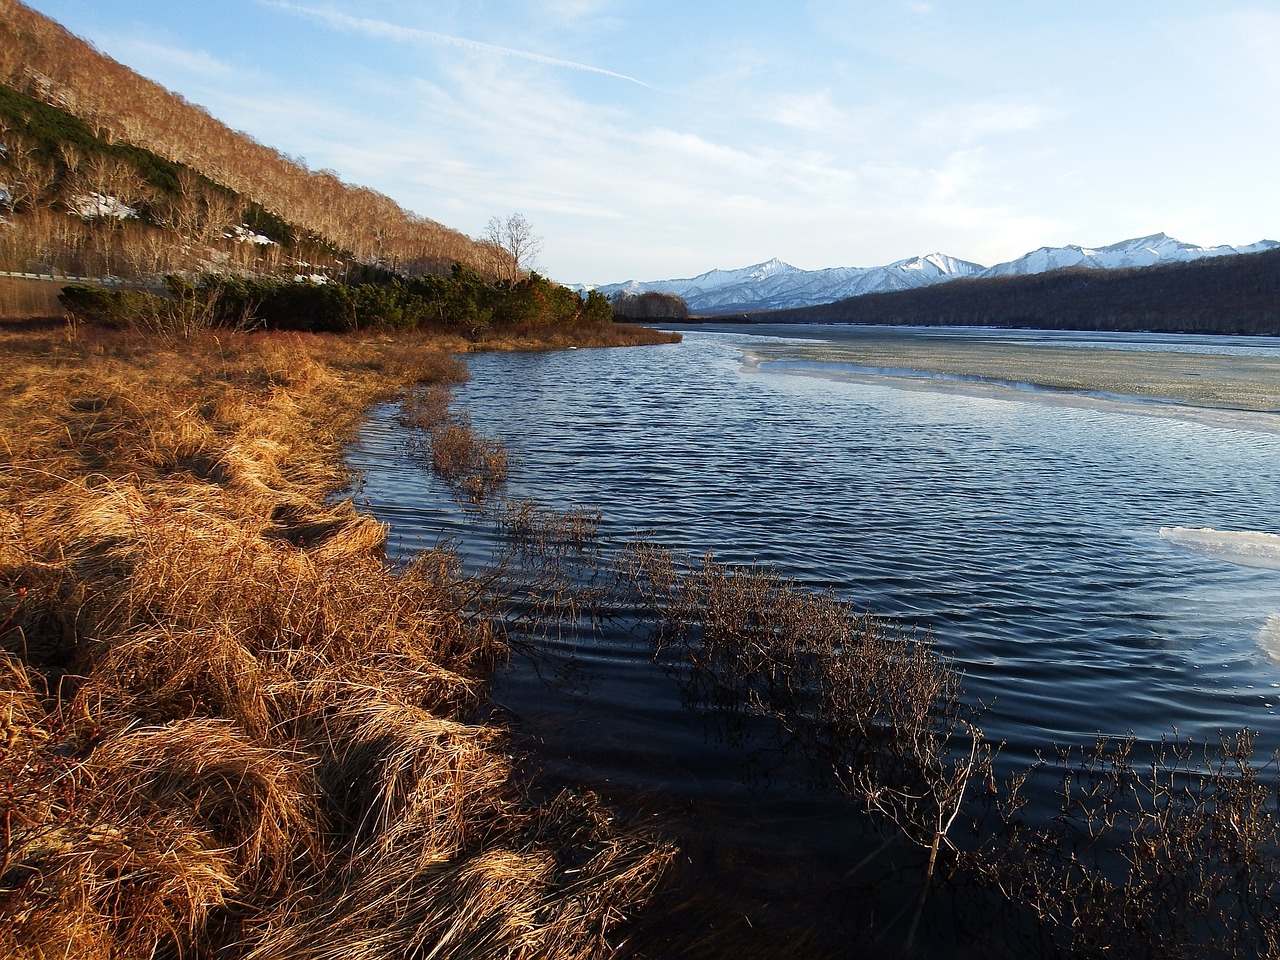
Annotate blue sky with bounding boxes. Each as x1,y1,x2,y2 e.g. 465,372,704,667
20,0,1280,283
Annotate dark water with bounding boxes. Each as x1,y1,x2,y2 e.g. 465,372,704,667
347,324,1280,954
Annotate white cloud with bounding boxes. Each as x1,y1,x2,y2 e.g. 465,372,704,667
911,97,1056,147
86,32,241,84
763,90,849,133
261,1,652,87
537,0,624,23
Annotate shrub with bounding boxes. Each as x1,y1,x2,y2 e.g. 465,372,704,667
58,283,159,327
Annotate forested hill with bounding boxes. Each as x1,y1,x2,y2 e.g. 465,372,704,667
0,0,490,275
750,246,1280,336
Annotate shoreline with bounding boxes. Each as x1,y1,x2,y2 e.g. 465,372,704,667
735,330,1280,434
0,321,672,959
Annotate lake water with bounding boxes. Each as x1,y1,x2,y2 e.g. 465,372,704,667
347,324,1280,955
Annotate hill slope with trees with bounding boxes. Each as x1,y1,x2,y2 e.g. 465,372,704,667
0,0,491,277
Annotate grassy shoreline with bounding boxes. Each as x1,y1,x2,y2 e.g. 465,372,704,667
7,315,1280,958
0,317,677,959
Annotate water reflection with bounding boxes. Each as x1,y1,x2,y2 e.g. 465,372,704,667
346,326,1280,956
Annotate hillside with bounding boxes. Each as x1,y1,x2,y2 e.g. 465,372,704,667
0,0,490,278
750,245,1280,337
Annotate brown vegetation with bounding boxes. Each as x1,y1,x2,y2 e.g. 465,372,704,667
0,319,673,960
2,297,1277,955
0,276,64,317
1,0,492,275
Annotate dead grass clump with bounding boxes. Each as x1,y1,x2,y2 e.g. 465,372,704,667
85,720,320,890
0,661,232,960
399,376,513,505
241,788,671,960
2,718,315,960
499,498,602,557
399,382,454,433
485,499,610,631
0,278,65,319
1,321,670,959
311,695,511,859
420,415,510,504
78,625,277,739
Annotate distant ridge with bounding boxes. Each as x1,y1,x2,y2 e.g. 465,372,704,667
755,243,1280,337
582,234,1280,315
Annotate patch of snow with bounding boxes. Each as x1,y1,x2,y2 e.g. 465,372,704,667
70,193,138,220
227,224,276,245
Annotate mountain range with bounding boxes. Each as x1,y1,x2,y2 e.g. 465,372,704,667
582,234,1280,315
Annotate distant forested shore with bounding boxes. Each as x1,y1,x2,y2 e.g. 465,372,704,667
742,246,1280,336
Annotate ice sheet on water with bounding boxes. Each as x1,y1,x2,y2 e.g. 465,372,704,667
1159,526,1280,571
1259,614,1280,664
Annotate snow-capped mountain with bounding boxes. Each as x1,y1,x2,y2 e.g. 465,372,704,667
582,234,1279,315
980,233,1278,278
588,253,985,314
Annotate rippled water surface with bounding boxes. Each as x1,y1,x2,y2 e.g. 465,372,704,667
347,324,1280,952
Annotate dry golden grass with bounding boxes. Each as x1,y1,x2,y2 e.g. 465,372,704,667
470,321,681,352
0,317,670,960
0,278,65,319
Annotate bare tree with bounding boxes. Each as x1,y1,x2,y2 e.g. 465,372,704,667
0,130,56,212
484,212,542,283
71,154,148,276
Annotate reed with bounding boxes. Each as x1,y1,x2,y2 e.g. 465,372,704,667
0,319,669,959
0,277,64,319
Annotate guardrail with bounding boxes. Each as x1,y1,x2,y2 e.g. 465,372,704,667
0,272,151,286
0,271,91,281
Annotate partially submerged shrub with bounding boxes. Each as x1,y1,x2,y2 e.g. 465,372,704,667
401,385,509,504
617,540,1280,956
968,731,1280,960
621,541,990,925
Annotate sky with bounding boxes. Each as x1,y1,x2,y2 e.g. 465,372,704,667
19,0,1280,284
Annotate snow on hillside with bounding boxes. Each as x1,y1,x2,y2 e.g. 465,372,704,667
227,224,276,245
582,234,1279,315
585,252,984,314
978,233,1277,278
70,193,138,220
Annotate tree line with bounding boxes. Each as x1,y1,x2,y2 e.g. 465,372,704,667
611,290,690,320
57,267,616,337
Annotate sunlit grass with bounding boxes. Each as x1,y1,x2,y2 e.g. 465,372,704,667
0,319,671,959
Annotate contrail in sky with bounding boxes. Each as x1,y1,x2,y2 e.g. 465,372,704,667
263,2,654,88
